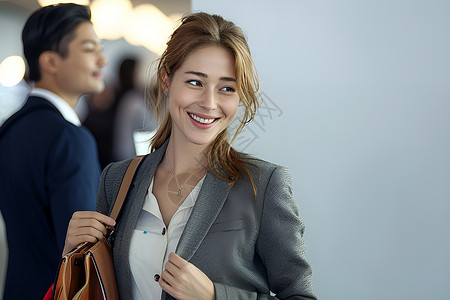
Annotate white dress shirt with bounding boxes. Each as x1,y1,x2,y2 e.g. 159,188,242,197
30,88,81,126
129,176,205,300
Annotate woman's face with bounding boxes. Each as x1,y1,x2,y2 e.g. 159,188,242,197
165,45,239,148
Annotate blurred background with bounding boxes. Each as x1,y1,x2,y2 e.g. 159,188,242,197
0,0,190,87
0,0,190,168
1,0,450,299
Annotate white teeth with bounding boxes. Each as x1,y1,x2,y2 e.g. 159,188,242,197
189,113,216,124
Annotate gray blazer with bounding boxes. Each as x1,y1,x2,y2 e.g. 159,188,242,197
97,141,317,300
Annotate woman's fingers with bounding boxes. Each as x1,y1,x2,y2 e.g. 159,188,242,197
67,213,111,239
160,268,174,287
68,217,107,236
164,257,181,273
161,254,184,287
160,253,215,300
62,211,115,256
167,252,186,267
71,211,116,227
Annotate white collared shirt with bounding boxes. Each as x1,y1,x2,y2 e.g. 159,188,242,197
130,176,205,300
30,88,81,126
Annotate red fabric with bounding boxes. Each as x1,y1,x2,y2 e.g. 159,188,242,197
43,284,53,300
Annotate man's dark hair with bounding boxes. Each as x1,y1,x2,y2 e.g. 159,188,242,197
22,3,91,81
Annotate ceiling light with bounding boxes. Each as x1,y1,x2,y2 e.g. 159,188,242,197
90,0,132,40
123,4,173,55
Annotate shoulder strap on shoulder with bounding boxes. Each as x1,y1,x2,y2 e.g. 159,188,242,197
109,156,144,220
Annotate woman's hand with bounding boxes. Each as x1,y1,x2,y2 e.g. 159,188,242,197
62,211,116,256
160,252,215,300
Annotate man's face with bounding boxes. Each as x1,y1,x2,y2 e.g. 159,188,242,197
53,21,106,101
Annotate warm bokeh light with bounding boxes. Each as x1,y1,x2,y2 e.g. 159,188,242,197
90,0,132,40
37,0,178,55
123,4,173,55
0,56,25,87
37,0,90,6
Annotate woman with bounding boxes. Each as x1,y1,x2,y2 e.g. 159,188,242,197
63,12,317,300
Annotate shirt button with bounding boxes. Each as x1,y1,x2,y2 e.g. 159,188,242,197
154,274,160,282
162,227,166,235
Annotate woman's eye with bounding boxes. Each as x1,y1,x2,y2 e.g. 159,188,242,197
220,86,235,92
187,80,202,87
84,48,95,53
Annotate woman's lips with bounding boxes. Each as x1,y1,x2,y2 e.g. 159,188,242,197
188,112,219,128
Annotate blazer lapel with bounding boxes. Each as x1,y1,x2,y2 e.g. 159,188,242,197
176,171,231,261
115,140,168,295
119,141,168,247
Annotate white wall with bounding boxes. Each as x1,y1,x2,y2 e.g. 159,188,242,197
192,1,450,299
0,4,28,62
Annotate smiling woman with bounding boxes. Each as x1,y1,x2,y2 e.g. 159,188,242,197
165,46,240,148
63,12,317,300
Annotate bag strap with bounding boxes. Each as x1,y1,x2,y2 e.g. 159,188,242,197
109,155,144,221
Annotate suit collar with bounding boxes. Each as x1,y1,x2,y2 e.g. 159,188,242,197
30,88,81,126
176,169,231,261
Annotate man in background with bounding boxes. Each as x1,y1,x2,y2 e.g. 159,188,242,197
0,4,106,299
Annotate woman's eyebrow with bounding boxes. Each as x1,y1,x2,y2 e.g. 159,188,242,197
185,71,207,78
185,71,236,82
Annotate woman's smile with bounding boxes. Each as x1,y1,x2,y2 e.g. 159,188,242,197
187,112,221,129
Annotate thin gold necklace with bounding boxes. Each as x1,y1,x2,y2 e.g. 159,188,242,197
165,155,184,196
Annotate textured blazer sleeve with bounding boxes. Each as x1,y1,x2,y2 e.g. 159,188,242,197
214,166,316,300
46,126,100,252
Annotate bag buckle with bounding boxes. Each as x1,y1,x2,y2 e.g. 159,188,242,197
74,258,84,266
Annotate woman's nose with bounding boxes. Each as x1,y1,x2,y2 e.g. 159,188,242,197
199,88,217,110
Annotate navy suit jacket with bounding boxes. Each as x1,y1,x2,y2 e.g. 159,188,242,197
0,96,100,300
97,140,317,299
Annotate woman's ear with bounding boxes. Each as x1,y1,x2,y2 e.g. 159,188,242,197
162,70,169,92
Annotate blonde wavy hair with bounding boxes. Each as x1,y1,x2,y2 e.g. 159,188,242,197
149,12,261,195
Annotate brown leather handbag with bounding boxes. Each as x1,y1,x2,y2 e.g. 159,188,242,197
52,156,144,300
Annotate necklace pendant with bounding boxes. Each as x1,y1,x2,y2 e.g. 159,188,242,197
177,190,181,196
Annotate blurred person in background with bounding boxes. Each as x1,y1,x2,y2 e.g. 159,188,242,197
84,57,155,169
0,3,105,299
82,83,116,169
112,57,155,161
